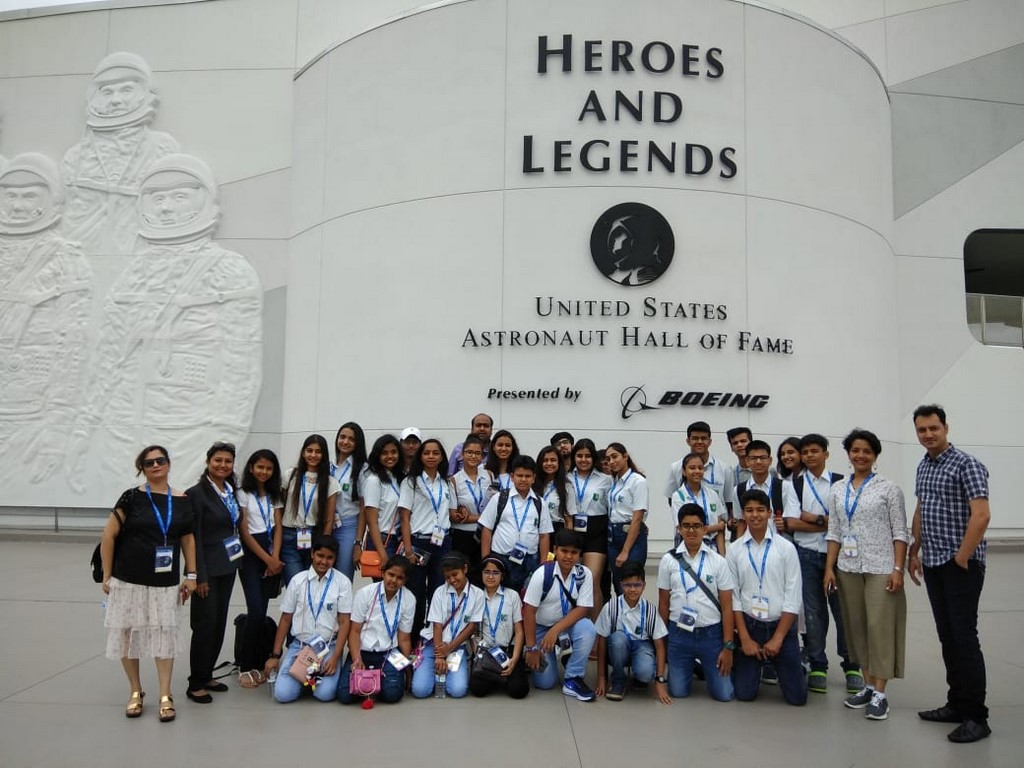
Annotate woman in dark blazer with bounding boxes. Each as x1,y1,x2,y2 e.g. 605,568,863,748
186,441,244,703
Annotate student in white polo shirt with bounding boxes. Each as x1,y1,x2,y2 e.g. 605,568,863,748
411,552,485,699
338,555,416,705
450,435,494,581
671,452,727,554
479,455,552,592
733,440,784,541
658,503,736,702
470,556,529,699
663,420,727,500
728,489,807,706
605,442,650,595
264,536,352,703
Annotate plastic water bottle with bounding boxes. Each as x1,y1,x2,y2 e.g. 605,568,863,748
433,673,446,699
100,599,107,615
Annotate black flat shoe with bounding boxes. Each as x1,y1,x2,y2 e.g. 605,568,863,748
948,720,991,744
918,705,960,723
186,689,213,704
205,681,228,693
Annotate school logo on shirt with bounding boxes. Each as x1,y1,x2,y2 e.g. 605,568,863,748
590,202,674,287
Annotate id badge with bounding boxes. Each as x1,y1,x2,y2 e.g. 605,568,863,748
430,527,445,547
154,545,173,574
224,534,243,562
557,632,572,651
678,606,699,632
574,515,588,532
307,634,329,659
446,649,464,672
488,645,511,668
386,648,411,671
297,527,312,550
751,594,770,621
842,534,859,558
509,542,527,565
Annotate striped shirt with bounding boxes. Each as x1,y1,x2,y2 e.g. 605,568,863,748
915,444,989,567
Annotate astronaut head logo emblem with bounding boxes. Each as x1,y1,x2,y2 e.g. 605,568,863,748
620,386,660,420
591,203,674,286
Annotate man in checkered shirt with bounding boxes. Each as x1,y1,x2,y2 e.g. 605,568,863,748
908,404,991,744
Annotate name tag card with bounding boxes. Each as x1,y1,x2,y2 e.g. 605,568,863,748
678,606,698,632
224,535,243,561
297,528,312,550
573,515,588,532
751,594,770,621
386,649,411,671
842,534,859,558
154,546,173,574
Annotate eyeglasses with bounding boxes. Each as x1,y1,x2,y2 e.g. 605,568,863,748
620,582,645,589
143,456,169,468
481,570,503,577
678,523,704,531
462,450,483,457
746,455,771,462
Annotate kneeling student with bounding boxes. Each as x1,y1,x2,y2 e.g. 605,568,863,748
338,555,416,705
595,560,670,702
657,503,735,701
727,490,807,706
470,556,530,699
411,552,485,698
523,529,597,701
264,536,352,702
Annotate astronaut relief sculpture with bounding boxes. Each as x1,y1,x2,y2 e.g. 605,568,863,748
0,154,93,484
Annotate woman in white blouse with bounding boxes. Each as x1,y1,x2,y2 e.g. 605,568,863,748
824,428,909,722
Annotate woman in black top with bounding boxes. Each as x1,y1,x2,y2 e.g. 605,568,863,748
186,442,244,703
101,445,197,723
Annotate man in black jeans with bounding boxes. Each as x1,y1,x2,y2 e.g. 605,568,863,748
909,405,991,743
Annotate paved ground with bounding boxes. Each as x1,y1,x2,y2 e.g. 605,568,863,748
1,541,1021,768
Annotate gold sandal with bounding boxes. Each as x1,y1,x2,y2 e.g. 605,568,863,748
158,695,176,722
125,691,144,718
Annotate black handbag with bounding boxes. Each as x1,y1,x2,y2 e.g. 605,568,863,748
91,506,126,583
470,643,509,684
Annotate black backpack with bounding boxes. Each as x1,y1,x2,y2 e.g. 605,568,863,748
233,613,278,670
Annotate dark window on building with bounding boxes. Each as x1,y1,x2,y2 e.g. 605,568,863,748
965,229,1024,347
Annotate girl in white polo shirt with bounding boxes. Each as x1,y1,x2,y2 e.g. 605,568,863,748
566,438,611,617
671,453,726,554
536,445,569,543
362,434,405,575
605,442,650,595
484,430,519,492
331,421,367,581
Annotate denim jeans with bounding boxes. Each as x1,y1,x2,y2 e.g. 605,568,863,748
280,527,312,585
607,522,648,595
272,638,341,703
665,622,734,701
332,515,358,581
531,620,596,689
492,551,539,593
733,615,807,705
411,642,470,698
337,650,406,704
797,545,854,673
606,630,656,687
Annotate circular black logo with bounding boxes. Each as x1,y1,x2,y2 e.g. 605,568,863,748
590,203,674,286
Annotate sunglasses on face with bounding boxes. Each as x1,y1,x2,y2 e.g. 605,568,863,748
143,456,169,468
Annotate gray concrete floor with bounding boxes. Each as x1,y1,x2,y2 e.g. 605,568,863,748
1,541,1021,768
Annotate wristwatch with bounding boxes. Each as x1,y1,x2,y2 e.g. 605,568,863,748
654,675,668,684
268,651,282,659
722,640,737,651
815,515,826,527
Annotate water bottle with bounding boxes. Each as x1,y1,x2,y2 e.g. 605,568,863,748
100,599,107,614
433,673,447,699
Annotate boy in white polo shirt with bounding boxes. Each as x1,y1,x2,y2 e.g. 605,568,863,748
479,455,552,592
658,503,736,702
264,536,352,703
728,489,806,705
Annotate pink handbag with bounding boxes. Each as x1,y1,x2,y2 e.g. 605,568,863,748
349,667,382,697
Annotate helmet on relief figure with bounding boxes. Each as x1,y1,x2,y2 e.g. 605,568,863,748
137,154,221,243
86,51,158,130
0,152,64,235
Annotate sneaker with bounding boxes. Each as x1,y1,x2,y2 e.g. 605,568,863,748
845,669,865,695
562,677,596,702
605,683,625,701
761,662,779,685
807,670,828,694
947,719,991,743
844,687,873,709
865,693,889,720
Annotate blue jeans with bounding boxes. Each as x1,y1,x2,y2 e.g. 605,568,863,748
606,630,656,687
280,527,312,586
733,615,807,705
531,620,596,689
797,545,854,673
333,515,358,581
665,622,734,701
493,551,539,593
272,638,341,703
411,643,470,698
607,522,648,595
337,650,406,704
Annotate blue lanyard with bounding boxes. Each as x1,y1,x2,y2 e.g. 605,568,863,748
609,470,632,509
844,474,874,523
484,589,505,641
145,484,172,545
510,495,531,532
559,573,578,617
543,482,557,504
388,476,401,498
332,461,351,484
464,477,485,513
421,473,444,519
619,595,646,637
448,591,469,639
680,484,708,515
705,458,716,486
300,475,316,525
806,474,830,515
211,480,239,530
572,471,591,507
255,494,273,534
377,584,402,646
306,571,334,625
679,550,707,598
746,538,772,591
